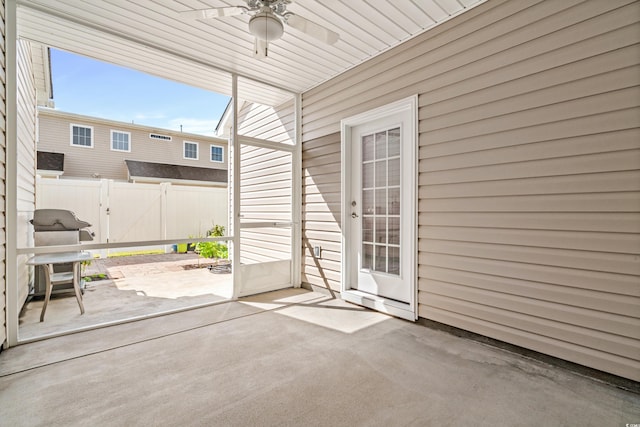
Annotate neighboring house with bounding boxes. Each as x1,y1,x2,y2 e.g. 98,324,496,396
2,0,639,387
37,108,228,186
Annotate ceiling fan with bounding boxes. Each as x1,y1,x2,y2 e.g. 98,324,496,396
181,0,340,58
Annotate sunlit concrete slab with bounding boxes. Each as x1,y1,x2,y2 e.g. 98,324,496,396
2,289,638,427
239,287,331,310
240,288,394,333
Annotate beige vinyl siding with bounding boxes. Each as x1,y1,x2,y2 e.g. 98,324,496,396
0,0,7,347
302,132,342,290
301,0,640,381
37,110,227,181
16,40,37,309
238,100,295,145
238,101,294,263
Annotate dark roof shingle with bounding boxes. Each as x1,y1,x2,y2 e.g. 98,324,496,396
37,151,64,171
125,160,227,184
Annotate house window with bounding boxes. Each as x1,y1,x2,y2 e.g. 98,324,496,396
111,130,131,152
70,124,93,148
184,141,198,160
210,145,224,163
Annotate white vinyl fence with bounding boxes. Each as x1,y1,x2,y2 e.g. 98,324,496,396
36,177,228,250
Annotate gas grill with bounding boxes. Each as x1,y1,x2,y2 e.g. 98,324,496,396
30,209,94,296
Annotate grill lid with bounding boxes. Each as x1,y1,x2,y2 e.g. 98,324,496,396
31,209,91,231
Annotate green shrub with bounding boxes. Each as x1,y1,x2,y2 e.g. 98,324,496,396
207,225,225,238
196,225,228,259
196,241,228,259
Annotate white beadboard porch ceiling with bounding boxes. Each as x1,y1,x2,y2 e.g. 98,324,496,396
16,0,485,106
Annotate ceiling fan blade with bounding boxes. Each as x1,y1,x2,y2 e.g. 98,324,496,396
253,38,269,58
285,15,339,45
181,7,246,20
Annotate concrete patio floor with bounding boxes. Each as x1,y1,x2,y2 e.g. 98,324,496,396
19,253,232,340
1,288,638,426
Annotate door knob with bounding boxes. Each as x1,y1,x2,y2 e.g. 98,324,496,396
351,212,358,218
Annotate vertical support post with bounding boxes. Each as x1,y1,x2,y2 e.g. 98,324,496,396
231,74,241,299
291,93,302,287
106,179,114,257
99,179,109,258
5,0,18,347
160,182,169,253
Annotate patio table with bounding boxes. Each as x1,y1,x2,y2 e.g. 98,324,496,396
26,251,92,322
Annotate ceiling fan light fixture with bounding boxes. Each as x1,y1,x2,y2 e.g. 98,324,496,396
248,11,284,41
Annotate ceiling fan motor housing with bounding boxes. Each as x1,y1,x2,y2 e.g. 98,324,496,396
249,9,285,41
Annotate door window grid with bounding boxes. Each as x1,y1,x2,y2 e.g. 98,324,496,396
361,127,401,276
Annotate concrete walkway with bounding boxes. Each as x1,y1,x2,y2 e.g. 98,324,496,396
2,289,638,426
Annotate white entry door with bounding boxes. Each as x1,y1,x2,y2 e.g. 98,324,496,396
341,97,417,320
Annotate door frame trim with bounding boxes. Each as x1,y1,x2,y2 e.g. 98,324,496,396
340,95,418,321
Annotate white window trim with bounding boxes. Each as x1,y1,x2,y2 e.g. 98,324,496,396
210,144,225,163
183,141,199,160
70,123,94,148
110,129,131,153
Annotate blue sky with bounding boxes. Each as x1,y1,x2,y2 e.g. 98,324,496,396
50,49,230,136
